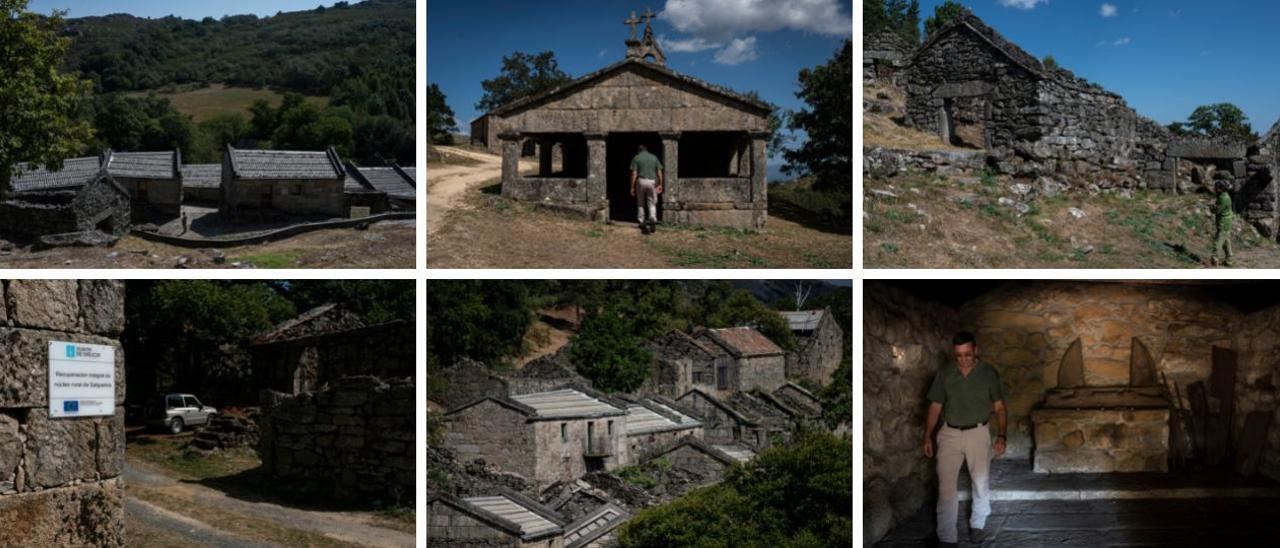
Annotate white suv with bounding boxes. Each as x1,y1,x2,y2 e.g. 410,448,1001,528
147,393,217,434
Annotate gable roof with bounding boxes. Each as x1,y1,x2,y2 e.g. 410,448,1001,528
347,163,416,201
509,386,626,419
676,388,756,426
251,303,366,345
563,503,630,548
484,58,772,119
463,493,564,540
650,436,738,467
106,150,179,180
181,164,222,189
226,145,345,180
625,398,701,435
780,310,824,332
9,156,103,192
712,442,756,463
703,327,784,357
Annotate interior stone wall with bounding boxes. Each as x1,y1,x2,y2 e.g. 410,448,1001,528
1235,302,1280,481
863,283,960,546
959,282,1239,458
0,280,126,547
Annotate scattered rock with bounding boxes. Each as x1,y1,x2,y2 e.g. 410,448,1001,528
1010,182,1034,197
1036,176,1066,198
1068,207,1087,219
871,189,899,199
33,231,119,250
955,193,978,206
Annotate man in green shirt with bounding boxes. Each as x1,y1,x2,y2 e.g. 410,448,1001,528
630,145,664,234
1211,180,1234,267
923,332,1007,547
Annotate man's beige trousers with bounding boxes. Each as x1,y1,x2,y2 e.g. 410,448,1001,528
935,424,992,543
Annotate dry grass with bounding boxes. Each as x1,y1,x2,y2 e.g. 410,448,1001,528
128,83,328,123
862,84,970,152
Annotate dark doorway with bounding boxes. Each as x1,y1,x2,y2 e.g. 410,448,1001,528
607,132,663,223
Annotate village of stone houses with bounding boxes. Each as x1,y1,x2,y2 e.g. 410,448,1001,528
0,280,416,547
427,280,853,546
0,0,416,268
863,2,1280,268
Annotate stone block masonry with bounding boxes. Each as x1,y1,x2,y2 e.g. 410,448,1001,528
0,280,126,547
258,375,415,505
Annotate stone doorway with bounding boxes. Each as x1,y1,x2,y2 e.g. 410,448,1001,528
607,132,663,223
940,96,989,149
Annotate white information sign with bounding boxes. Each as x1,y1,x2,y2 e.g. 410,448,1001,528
48,340,116,418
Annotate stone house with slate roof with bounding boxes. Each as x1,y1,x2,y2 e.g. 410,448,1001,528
780,308,844,385
341,165,390,216
104,149,183,220
640,329,732,399
428,489,566,547
346,163,416,211
618,395,702,460
1,165,131,243
562,502,629,548
444,386,630,486
473,14,773,229
774,381,823,419
250,303,413,394
696,327,787,392
676,388,767,450
646,436,739,481
180,164,223,204
221,145,348,221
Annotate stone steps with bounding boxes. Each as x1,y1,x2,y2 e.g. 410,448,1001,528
955,459,1280,501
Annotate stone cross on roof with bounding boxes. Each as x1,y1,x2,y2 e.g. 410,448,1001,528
625,11,641,41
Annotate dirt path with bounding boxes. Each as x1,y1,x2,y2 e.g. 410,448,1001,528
126,496,277,548
124,460,414,547
426,146,534,235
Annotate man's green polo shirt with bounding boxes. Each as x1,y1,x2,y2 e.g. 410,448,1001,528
630,151,662,180
926,361,1006,427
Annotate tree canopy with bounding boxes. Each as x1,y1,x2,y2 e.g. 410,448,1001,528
1167,103,1257,141
476,51,572,112
568,311,653,393
865,0,921,44
0,0,94,198
427,83,458,145
617,431,852,547
924,0,970,40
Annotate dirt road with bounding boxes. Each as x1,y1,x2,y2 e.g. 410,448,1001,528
426,146,534,235
124,460,414,547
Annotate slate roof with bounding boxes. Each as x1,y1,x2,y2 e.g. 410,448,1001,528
712,443,756,463
510,387,626,419
483,57,772,119
347,164,416,201
9,156,103,192
651,437,738,467
563,503,629,548
625,400,701,435
780,310,824,332
463,495,563,539
703,327,784,357
676,389,756,426
226,146,345,180
181,164,222,189
106,150,178,179
252,303,367,345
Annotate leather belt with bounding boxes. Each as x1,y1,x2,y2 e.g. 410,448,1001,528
947,421,987,431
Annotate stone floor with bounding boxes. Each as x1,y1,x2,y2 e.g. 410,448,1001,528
877,460,1280,547
874,498,1280,547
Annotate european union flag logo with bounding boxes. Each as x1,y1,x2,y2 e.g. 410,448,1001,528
66,345,75,358
64,401,79,412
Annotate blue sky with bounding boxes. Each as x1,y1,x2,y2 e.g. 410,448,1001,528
428,0,854,156
920,0,1279,132
27,0,345,19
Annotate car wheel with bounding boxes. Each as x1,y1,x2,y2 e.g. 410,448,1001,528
169,417,183,435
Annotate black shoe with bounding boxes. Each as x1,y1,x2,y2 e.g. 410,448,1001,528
648,221,657,233
970,527,986,544
640,223,649,234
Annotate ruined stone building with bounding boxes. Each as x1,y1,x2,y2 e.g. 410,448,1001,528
696,327,787,392
780,308,845,385
618,395,702,460
508,352,594,396
251,303,414,394
428,489,566,547
676,388,787,451
897,12,1280,238
863,30,913,86
774,381,823,419
221,145,349,221
103,150,183,220
472,13,773,229
641,329,732,399
180,164,223,204
0,280,126,546
444,386,630,486
0,169,131,245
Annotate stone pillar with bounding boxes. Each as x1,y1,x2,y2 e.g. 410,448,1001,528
499,133,521,198
586,133,607,204
660,132,680,210
538,138,554,177
749,132,769,229
0,280,126,547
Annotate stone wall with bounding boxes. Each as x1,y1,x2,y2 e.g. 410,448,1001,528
0,178,131,243
1031,408,1170,473
1,280,126,547
531,416,629,486
959,282,1239,458
224,178,347,221
255,320,414,395
444,400,537,480
1235,302,1280,481
863,282,960,546
736,354,785,392
258,375,415,504
787,311,844,385
864,30,914,85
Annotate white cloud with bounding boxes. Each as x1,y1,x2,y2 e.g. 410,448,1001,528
1097,36,1131,47
659,0,851,41
659,35,722,53
1100,3,1117,17
713,37,758,65
997,0,1049,9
